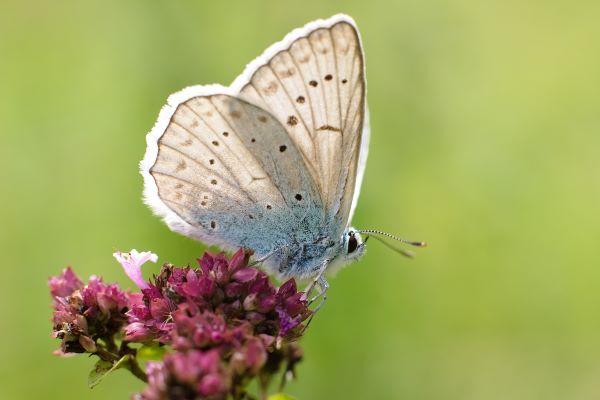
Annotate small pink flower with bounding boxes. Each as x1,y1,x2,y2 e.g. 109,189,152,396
48,267,83,298
113,249,158,289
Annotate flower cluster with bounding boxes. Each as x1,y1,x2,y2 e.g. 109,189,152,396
129,249,310,399
126,250,310,344
50,268,133,355
49,248,311,399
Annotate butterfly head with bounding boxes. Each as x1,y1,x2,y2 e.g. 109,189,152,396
326,228,425,276
341,227,366,263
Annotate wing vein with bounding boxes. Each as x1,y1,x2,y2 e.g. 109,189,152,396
158,141,242,191
266,65,312,141
262,65,322,195
151,170,213,193
264,65,317,167
346,83,362,134
307,36,334,202
307,37,328,125
163,198,198,210
329,29,343,138
183,103,257,179
288,52,316,134
181,103,260,201
169,119,255,202
343,47,361,132
284,53,325,198
218,100,294,213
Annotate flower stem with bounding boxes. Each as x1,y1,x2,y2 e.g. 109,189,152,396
258,375,269,400
96,343,148,383
105,335,118,353
126,356,148,383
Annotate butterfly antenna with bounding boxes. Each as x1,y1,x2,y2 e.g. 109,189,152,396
365,235,415,258
358,229,426,259
357,229,427,247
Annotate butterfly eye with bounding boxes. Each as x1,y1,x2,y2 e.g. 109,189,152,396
347,234,358,254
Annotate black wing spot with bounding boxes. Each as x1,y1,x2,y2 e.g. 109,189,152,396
266,204,272,210
295,193,302,201
209,159,215,165
309,80,318,87
342,78,348,84
251,138,256,143
212,140,219,146
210,221,216,229
210,179,217,185
317,125,341,132
200,201,207,206
296,95,305,103
279,145,287,152
222,131,229,137
287,115,298,126
324,74,333,81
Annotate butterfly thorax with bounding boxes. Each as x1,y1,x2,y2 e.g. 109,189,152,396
260,225,366,280
266,237,339,279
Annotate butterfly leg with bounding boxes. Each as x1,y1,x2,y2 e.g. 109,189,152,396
309,276,329,311
302,277,329,332
248,245,287,268
302,264,330,332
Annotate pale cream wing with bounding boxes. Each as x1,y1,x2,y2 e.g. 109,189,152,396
237,18,366,230
144,91,322,252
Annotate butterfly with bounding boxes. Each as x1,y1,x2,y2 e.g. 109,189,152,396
141,14,424,304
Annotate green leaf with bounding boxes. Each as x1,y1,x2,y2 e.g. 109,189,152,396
88,356,129,389
268,394,296,400
137,344,166,362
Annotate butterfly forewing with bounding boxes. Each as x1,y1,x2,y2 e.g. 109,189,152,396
237,19,366,232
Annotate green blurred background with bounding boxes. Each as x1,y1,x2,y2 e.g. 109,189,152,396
2,0,600,399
